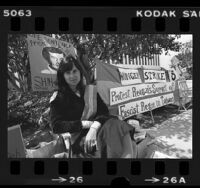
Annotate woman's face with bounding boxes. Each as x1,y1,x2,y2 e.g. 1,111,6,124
64,64,81,88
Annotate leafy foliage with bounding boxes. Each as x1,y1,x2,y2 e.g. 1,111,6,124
8,34,31,92
8,34,181,90
8,90,53,128
175,40,193,79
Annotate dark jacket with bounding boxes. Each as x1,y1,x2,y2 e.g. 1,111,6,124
50,89,110,134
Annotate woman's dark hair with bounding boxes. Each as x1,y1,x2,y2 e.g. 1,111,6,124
56,56,85,95
42,47,65,69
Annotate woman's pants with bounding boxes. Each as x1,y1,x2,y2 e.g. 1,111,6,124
97,118,136,158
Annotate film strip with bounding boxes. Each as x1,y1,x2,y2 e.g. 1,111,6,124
0,5,199,186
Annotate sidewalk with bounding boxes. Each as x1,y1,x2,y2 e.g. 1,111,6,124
147,109,192,158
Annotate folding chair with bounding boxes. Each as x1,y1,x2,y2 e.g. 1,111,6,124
178,80,192,111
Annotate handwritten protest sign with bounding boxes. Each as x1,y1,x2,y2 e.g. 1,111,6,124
168,69,179,82
96,59,177,119
27,34,76,91
143,70,166,83
118,93,174,120
110,82,175,106
8,125,26,158
178,80,192,104
118,67,142,85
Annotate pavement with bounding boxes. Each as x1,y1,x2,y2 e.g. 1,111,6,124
147,109,192,159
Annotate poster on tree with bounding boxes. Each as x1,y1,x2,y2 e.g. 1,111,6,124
27,34,76,91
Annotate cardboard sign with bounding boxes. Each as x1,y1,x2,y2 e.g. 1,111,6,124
118,93,174,120
178,80,192,103
178,80,189,96
143,70,166,83
27,34,76,91
110,82,175,106
118,67,142,85
168,69,180,81
186,80,192,91
8,125,26,158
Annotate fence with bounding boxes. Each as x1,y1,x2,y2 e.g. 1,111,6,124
108,53,160,70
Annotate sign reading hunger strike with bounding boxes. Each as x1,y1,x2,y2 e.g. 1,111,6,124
118,67,142,85
118,93,174,120
96,60,177,117
27,34,76,91
110,82,175,106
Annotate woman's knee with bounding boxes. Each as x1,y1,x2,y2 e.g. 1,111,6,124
104,118,127,128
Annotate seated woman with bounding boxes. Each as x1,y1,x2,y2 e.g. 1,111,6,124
50,56,137,158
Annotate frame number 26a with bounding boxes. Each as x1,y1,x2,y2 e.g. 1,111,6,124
163,177,186,184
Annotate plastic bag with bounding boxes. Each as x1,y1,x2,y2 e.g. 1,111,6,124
27,134,71,158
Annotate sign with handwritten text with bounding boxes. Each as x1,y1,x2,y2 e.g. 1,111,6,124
143,70,166,83
118,67,142,85
168,69,180,81
118,93,174,120
27,34,76,91
110,82,175,106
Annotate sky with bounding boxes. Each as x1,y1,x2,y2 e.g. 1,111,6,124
160,34,192,69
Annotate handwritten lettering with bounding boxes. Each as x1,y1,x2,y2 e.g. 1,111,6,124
34,76,56,90
119,103,139,118
118,93,174,119
28,39,45,47
144,70,166,83
119,72,140,81
110,82,175,106
118,68,141,85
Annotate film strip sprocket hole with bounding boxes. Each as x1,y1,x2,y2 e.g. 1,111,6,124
9,17,191,32
1,6,198,186
9,160,190,175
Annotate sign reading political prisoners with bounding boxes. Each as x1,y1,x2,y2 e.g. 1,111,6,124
110,82,175,106
27,34,76,91
143,69,166,83
118,68,142,85
118,93,174,120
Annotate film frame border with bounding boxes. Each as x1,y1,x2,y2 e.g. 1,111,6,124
0,6,199,185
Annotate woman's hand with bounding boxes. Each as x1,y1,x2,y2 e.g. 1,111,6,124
84,127,97,153
81,121,94,129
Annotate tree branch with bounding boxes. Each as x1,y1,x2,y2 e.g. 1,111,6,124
7,72,22,92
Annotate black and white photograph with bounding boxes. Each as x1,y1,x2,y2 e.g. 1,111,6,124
7,34,192,159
